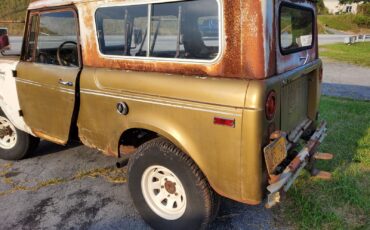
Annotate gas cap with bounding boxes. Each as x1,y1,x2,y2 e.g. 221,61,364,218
117,102,129,115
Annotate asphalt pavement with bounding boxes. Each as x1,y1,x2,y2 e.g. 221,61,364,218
321,59,370,101
0,142,279,230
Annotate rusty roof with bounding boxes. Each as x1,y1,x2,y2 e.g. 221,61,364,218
28,0,182,10
29,0,140,10
29,0,84,9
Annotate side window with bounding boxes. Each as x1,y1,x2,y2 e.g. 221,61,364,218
96,5,148,56
24,15,38,61
95,0,220,61
150,9,179,58
36,11,79,66
150,0,219,60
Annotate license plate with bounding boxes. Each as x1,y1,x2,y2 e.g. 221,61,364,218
264,137,288,175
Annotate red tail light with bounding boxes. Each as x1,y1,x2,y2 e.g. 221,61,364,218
265,91,276,120
319,66,323,82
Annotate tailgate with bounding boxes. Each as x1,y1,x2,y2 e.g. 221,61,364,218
275,0,319,132
281,75,309,132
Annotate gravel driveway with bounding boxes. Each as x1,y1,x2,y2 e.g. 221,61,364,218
0,142,278,230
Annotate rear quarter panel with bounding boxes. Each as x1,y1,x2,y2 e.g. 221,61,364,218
78,67,250,202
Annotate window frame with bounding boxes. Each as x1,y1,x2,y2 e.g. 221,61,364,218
93,0,223,64
22,12,39,62
21,7,82,67
278,2,315,55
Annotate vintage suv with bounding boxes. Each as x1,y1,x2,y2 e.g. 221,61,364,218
0,0,333,228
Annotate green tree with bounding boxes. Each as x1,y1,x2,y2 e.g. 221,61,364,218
317,0,329,15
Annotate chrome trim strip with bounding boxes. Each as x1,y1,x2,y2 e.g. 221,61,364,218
80,88,242,117
16,79,75,95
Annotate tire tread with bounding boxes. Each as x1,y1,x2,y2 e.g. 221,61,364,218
128,137,220,229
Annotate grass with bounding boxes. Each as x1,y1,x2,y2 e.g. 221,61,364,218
318,15,370,34
274,96,370,229
320,42,370,67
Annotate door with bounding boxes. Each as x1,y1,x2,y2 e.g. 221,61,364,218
16,9,81,144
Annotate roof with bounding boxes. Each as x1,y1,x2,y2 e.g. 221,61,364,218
28,0,168,10
29,0,84,9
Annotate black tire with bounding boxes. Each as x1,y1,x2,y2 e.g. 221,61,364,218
0,109,40,160
128,137,220,230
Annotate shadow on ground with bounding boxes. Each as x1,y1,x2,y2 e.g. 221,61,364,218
29,141,81,158
322,83,370,101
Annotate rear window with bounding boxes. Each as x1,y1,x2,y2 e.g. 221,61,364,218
279,4,314,54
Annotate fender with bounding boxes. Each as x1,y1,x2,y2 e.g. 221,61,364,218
0,59,34,135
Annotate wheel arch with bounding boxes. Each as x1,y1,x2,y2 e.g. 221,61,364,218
119,122,191,158
119,122,211,185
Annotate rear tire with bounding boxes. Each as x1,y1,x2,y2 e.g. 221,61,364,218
128,137,220,230
0,109,39,160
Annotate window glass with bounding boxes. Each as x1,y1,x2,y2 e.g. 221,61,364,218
280,5,313,54
36,11,79,66
0,28,7,36
24,15,37,61
150,0,219,60
96,5,148,56
95,0,220,61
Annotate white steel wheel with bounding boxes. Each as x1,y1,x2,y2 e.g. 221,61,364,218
0,116,17,150
128,138,220,229
141,165,187,220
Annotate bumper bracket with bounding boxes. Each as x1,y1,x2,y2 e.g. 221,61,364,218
264,121,334,208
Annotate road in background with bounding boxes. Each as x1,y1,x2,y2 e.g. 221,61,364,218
318,34,349,45
322,59,370,101
7,36,22,54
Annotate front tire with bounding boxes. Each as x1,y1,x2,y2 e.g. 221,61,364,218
0,110,39,160
128,138,220,230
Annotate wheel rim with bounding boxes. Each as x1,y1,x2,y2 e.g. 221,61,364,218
0,116,17,150
141,165,187,220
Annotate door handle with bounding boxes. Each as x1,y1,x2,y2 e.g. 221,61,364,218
59,79,73,87
299,51,309,65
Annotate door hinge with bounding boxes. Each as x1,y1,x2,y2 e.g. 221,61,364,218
12,70,17,78
18,110,23,117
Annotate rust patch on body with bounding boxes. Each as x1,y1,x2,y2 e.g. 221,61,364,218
77,0,270,80
32,129,66,145
120,145,137,155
